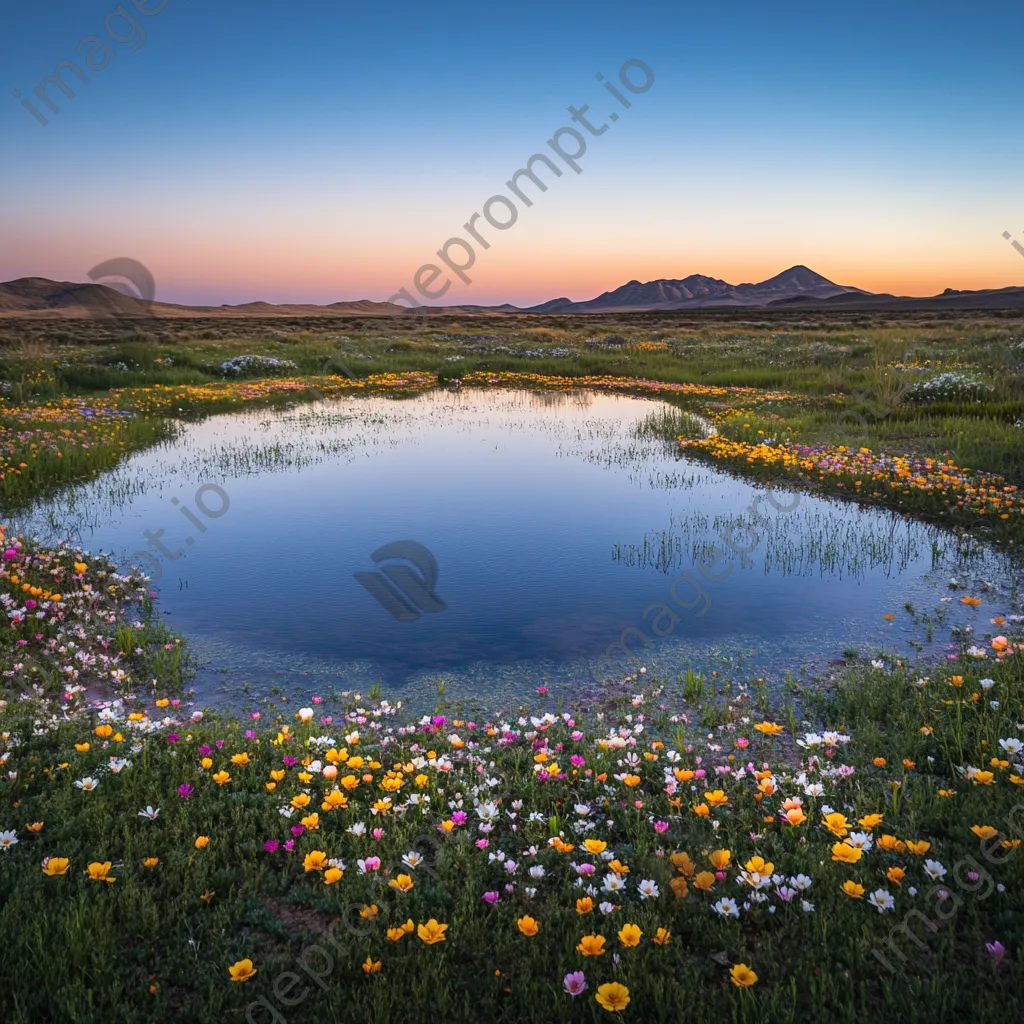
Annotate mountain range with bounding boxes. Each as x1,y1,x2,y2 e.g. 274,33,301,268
1,266,1023,318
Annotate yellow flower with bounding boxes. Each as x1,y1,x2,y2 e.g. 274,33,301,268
94,725,112,739
873,757,887,767
670,851,695,876
26,822,44,832
832,842,863,864
938,789,956,798
621,774,641,787
878,834,906,854
617,923,642,947
973,771,995,786
298,771,313,784
415,773,429,788
674,768,695,782
417,919,448,944
971,825,998,840
905,840,930,856
142,857,159,868
73,561,87,575
86,861,116,883
730,963,758,988
200,757,213,770
270,769,286,782
669,876,689,899
608,859,630,875
300,813,320,830
841,880,865,899
704,789,729,807
595,982,631,1012
291,793,312,809
42,857,70,876
576,896,594,915
743,855,774,875
74,743,90,753
265,782,277,793
858,813,884,830
822,812,850,837
584,839,607,855
692,803,710,818
693,871,716,891
708,849,731,871
324,867,343,885
303,851,328,872
359,904,379,920
387,926,407,942
887,867,905,885
516,915,540,936
155,698,170,708
228,959,257,983
576,934,606,956
652,927,671,945
212,771,231,786
194,836,210,849
389,874,414,893
231,752,250,766
754,721,784,735
361,957,381,974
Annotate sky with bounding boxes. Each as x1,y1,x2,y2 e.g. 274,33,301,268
3,0,1024,307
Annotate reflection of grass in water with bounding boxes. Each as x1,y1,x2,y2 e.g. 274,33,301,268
613,503,993,581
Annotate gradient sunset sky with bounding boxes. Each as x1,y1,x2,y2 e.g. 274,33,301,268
3,0,1024,307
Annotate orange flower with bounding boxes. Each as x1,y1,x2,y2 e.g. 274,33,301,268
577,897,594,914
704,790,729,807
693,871,716,891
516,915,540,936
841,880,865,899
707,849,731,871
576,934,606,956
416,919,448,944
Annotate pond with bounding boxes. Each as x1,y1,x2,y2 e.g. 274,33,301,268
13,388,1020,710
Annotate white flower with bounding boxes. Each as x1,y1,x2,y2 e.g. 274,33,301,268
347,822,367,837
713,897,740,919
0,830,18,851
108,758,131,774
598,901,616,914
980,678,996,690
801,899,815,913
74,777,99,792
790,874,813,891
402,852,424,869
846,832,873,852
601,872,626,893
804,783,825,797
575,803,592,816
1000,738,1023,756
328,858,346,871
868,889,895,914
923,859,947,881
137,806,160,820
529,865,546,880
637,879,660,899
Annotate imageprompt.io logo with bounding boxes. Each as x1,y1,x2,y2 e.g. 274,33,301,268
354,541,446,622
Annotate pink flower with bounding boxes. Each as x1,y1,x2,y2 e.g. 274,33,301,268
451,811,468,825
653,820,669,833
571,730,584,741
571,754,585,767
264,840,280,853
536,686,548,695
250,712,261,720
290,825,305,837
736,737,749,749
563,971,587,996
986,941,1006,963
482,891,500,905
475,839,490,849
312,696,323,704
372,828,384,840
284,839,295,852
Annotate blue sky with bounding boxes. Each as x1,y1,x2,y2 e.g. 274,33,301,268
3,0,1024,304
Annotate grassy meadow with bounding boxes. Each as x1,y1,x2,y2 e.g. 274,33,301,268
2,310,1024,1022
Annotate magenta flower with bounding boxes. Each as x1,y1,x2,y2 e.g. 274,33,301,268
571,754,585,767
283,756,299,767
3,549,19,561
482,891,500,905
563,971,587,996
284,839,295,851
215,739,225,749
372,828,385,840
312,696,323,704
166,733,180,744
198,744,212,756
536,686,548,695
290,825,305,837
653,819,669,833
475,838,490,849
431,716,446,727
451,811,467,825
250,712,261,720
177,783,193,799
986,941,1006,963
264,840,280,853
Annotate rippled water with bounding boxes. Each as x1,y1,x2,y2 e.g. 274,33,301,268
14,388,1021,709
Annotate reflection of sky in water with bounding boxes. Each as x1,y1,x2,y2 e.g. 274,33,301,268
14,389,1020,709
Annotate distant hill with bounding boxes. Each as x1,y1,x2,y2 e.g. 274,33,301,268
2,268,1024,319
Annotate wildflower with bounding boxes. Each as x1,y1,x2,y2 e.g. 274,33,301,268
231,752,250,766
986,941,1006,964
713,897,740,918
517,915,540,936
389,874,414,893
563,971,588,996
324,868,343,885
359,905,379,920
923,859,947,881
577,934,607,956
194,836,210,849
87,861,116,883
841,880,865,899
972,825,999,840
387,926,407,942
704,789,728,807
637,879,660,899
595,982,631,1012
878,834,907,854
832,842,862,864
905,840,930,856
137,806,160,821
784,807,807,826
730,964,758,988
652,927,671,945
693,871,716,891
74,743,90,753
357,856,381,874
822,812,850,837
42,857,70,876
577,896,594,914
303,851,328,872
584,838,607,854
858,813,884,830
868,889,895,913
212,771,231,786
0,830,18,851
417,919,448,944
401,851,424,869
708,848,731,870
617,923,642,947
228,959,257,983
74,777,99,792
670,851,695,876
887,867,905,885
361,957,381,974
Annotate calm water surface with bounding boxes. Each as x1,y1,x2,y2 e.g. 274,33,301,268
15,389,1020,709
